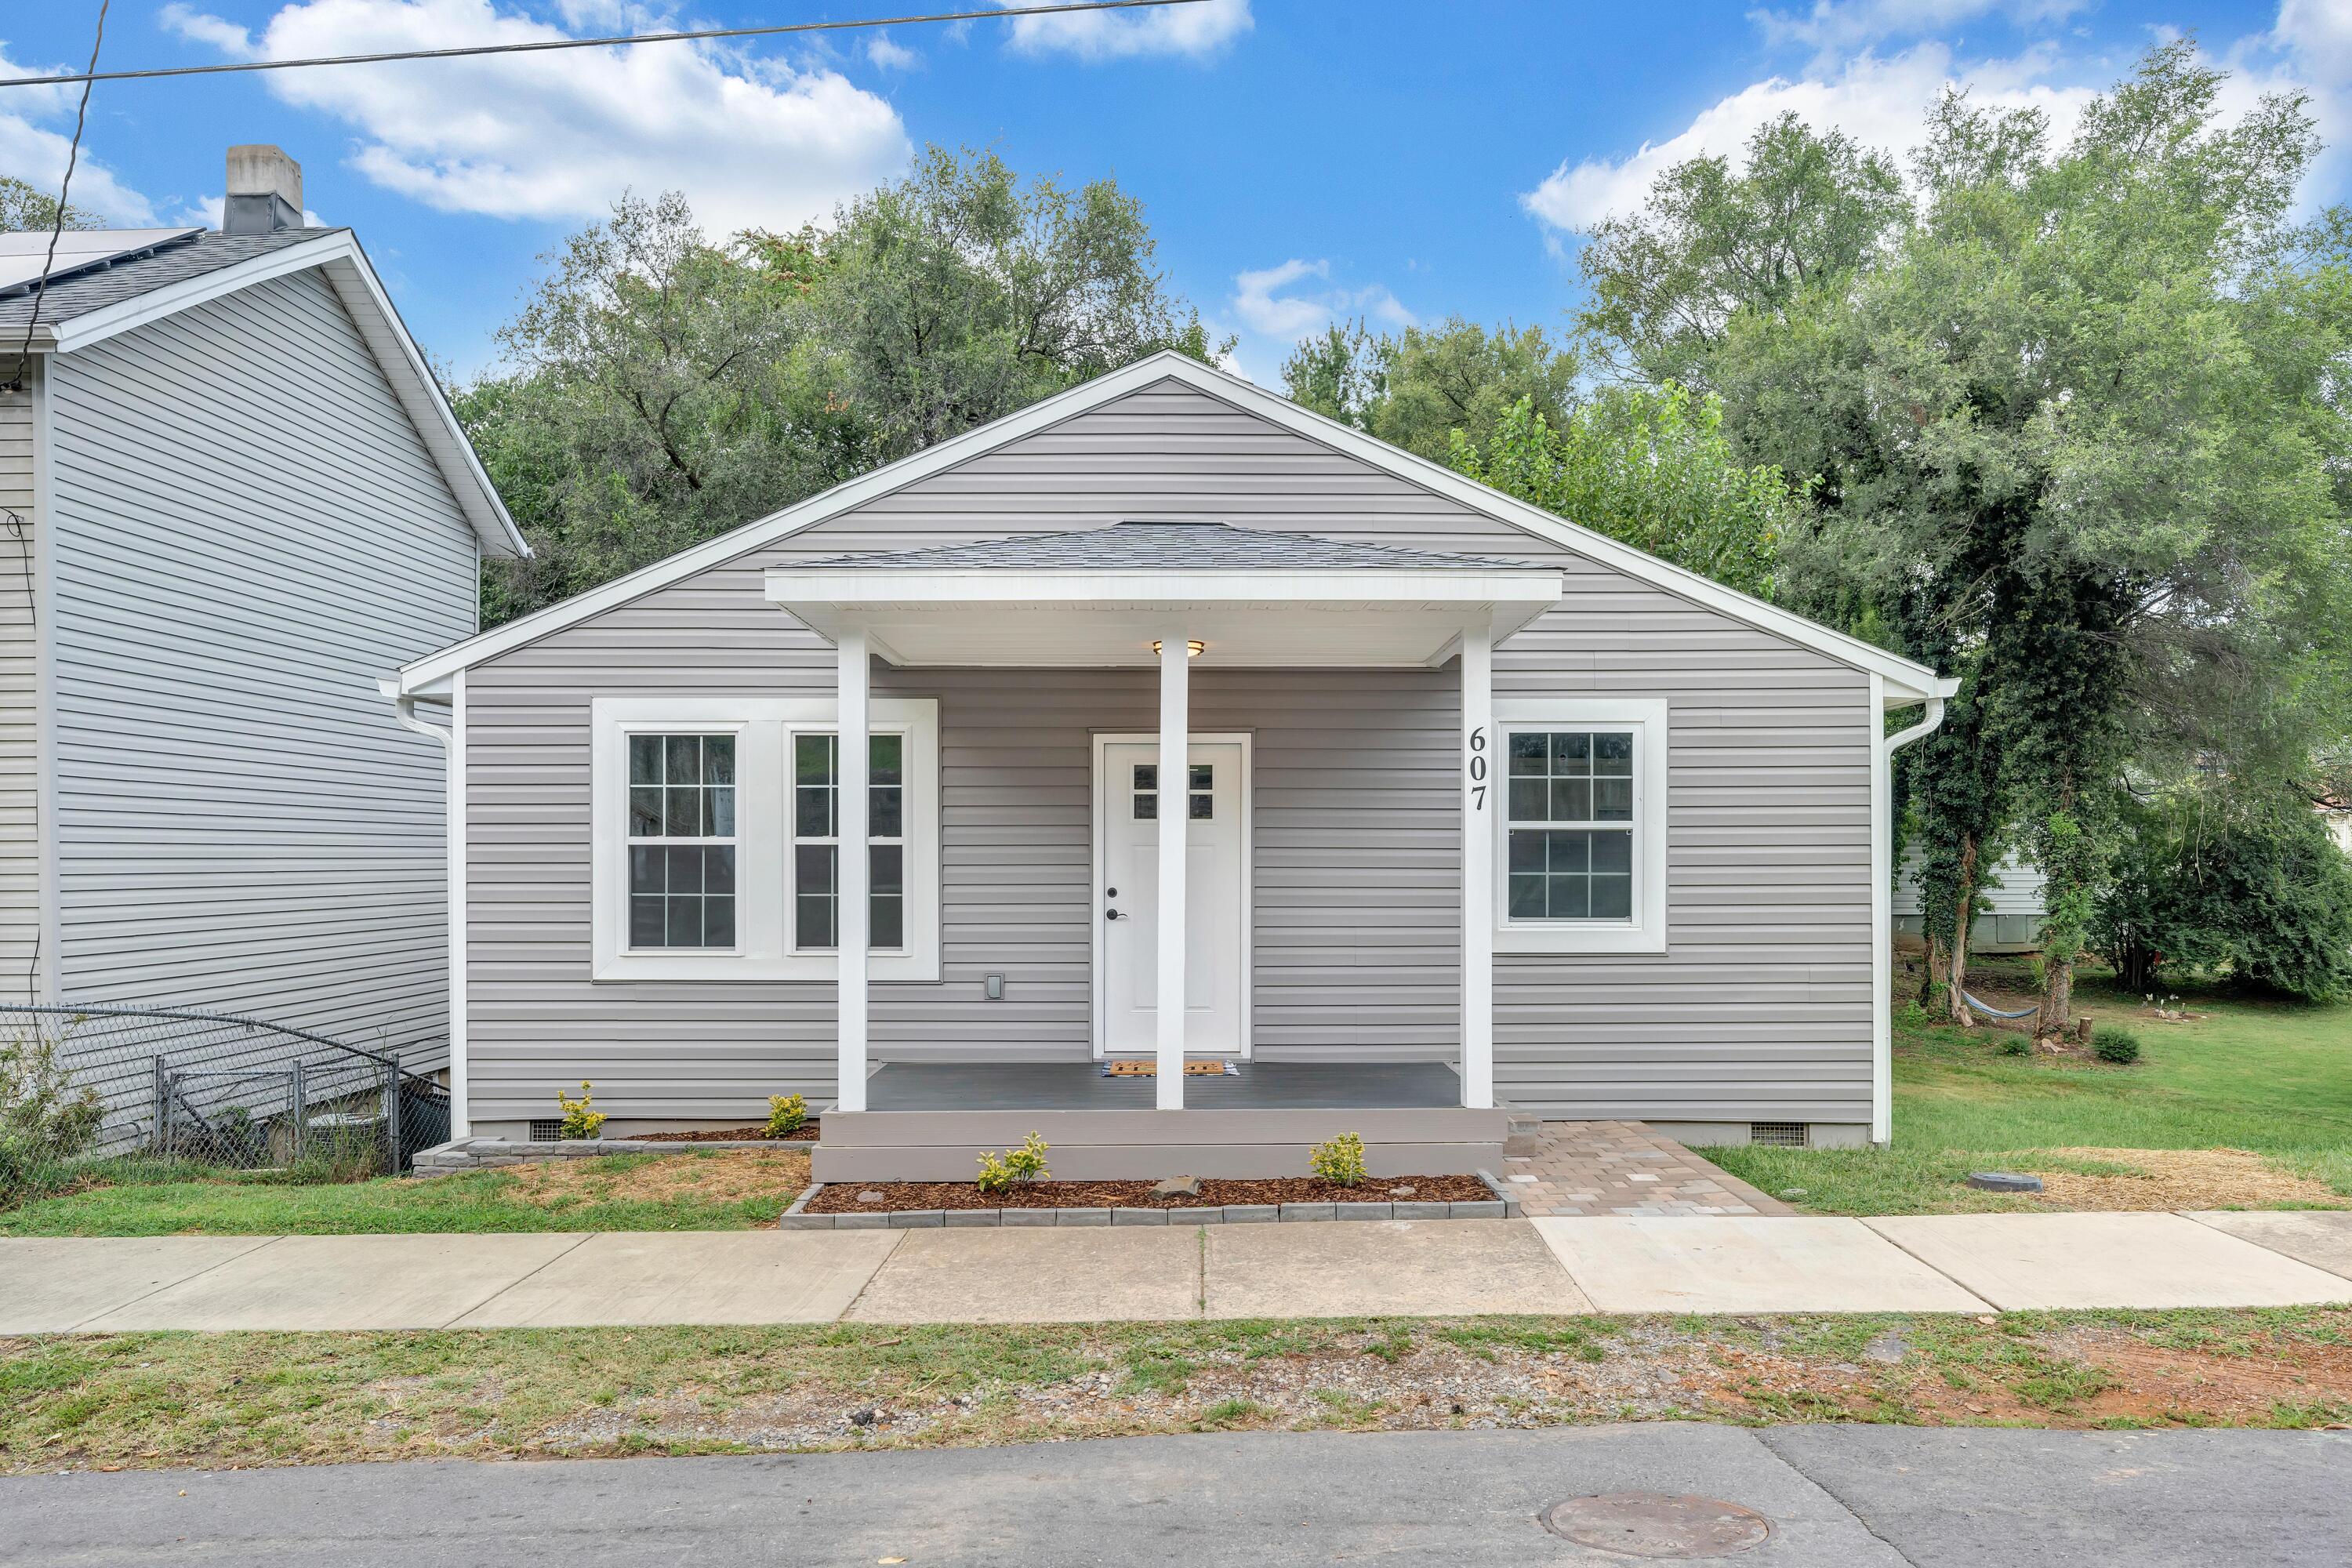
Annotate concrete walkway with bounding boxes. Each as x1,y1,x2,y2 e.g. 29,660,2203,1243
6,1209,2350,1332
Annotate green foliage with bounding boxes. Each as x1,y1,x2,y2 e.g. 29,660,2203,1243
466,147,1223,624
1283,316,1580,463
556,1081,604,1142
1307,1132,1367,1186
975,1132,1050,1193
0,1029,103,1201
1443,385,1795,598
1573,112,1907,389
2094,786,2352,1002
2091,1027,2142,1065
0,175,96,234
764,1094,808,1138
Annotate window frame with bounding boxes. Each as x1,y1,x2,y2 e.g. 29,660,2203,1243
624,730,743,953
788,728,912,958
590,696,939,982
1491,698,1668,955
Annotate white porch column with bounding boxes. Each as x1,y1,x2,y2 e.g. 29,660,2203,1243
1155,633,1189,1110
835,630,871,1113
1460,626,1495,1109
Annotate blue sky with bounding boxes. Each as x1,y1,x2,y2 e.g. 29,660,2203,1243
2,1,2340,384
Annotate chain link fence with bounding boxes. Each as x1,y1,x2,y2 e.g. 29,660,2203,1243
2,1004,450,1174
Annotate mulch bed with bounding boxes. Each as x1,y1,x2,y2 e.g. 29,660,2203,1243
637,1124,820,1143
804,1174,1493,1214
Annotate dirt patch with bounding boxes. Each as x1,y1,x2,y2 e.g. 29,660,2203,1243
635,1125,819,1143
2022,1147,2350,1212
496,1148,809,1207
805,1174,1494,1213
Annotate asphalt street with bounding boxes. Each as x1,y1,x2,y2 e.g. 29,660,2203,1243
2,1425,2347,1566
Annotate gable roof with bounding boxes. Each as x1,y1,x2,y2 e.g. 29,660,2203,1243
797,518,1539,574
9,227,526,560
391,350,1949,702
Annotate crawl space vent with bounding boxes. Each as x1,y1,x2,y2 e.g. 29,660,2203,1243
1748,1121,1807,1148
529,1119,564,1142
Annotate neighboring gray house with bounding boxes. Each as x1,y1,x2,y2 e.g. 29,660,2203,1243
1893,846,2049,956
388,352,1952,1176
0,147,524,1070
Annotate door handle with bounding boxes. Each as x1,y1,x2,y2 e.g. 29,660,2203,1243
1105,907,1124,920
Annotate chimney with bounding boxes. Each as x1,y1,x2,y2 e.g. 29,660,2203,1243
223,145,303,236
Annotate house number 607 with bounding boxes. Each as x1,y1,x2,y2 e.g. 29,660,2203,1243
1467,725,1486,809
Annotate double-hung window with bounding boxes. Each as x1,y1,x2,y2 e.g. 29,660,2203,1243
592,698,938,981
793,733,906,952
1493,699,1668,953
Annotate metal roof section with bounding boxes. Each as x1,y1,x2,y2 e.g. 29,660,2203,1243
0,227,203,298
0,228,326,326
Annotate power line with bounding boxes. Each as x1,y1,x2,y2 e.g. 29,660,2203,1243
0,0,1208,89
9,0,108,390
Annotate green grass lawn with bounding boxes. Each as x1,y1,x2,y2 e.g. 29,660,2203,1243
0,1148,808,1237
1708,962,2352,1214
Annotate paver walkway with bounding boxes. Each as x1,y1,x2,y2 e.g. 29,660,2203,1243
5,1210,2349,1332
1501,1120,1795,1217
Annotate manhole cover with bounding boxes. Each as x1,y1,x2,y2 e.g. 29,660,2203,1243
1541,1493,1772,1558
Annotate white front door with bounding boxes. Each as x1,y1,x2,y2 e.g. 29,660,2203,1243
1099,740,1247,1056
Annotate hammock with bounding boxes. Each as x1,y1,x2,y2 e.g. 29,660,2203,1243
1961,989,2040,1021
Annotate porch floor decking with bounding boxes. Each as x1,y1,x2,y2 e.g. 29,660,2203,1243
862,1060,1466,1113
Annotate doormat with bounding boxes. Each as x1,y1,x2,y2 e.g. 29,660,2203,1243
1101,1059,1240,1077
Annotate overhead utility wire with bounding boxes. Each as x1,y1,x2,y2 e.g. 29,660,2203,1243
0,0,1207,89
9,0,107,385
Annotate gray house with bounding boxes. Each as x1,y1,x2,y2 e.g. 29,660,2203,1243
0,147,524,1068
388,353,1951,1178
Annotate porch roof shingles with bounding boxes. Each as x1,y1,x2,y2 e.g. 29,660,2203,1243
793,519,1541,575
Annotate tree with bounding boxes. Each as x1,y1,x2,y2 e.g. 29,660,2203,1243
814,145,1222,462
1444,386,1795,598
465,148,1223,623
1282,316,1579,463
0,175,95,234
1574,113,1907,390
1700,44,2352,1029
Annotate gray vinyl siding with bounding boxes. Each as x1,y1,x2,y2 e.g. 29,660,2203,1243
465,376,1875,1127
42,268,475,1065
0,373,35,996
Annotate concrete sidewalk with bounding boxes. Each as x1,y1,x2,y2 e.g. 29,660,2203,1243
4,1210,2348,1333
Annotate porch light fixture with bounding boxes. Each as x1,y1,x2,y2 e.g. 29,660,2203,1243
1150,640,1206,657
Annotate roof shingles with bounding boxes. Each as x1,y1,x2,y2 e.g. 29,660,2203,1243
0,228,341,330
793,520,1542,573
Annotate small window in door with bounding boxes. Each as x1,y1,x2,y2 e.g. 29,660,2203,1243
1133,763,1213,819
1188,764,1214,819
1132,764,1157,819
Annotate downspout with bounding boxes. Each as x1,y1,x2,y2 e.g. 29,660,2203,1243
1870,681,1953,1146
383,677,469,1137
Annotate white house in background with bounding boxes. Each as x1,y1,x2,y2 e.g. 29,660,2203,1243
387,350,1956,1172
1893,846,2049,956
0,146,524,1070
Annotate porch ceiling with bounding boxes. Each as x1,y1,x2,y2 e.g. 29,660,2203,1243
764,521,1563,668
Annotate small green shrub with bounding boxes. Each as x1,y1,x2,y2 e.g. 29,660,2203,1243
2091,1025,2142,1065
976,1131,1050,1193
764,1094,808,1137
0,1029,104,1202
1308,1132,1366,1186
1998,1034,2033,1057
556,1081,604,1141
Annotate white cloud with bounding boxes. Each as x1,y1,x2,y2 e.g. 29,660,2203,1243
1750,0,2090,58
1521,41,2096,232
1000,0,1250,61
865,32,920,71
162,0,911,236
1230,257,1412,340
0,49,158,225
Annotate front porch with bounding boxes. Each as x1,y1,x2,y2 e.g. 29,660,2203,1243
815,1059,1507,1181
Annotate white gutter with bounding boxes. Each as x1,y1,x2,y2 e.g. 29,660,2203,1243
383,674,469,1137
1868,676,1956,1145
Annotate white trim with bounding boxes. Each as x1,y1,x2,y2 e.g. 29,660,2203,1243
1156,636,1188,1109
1874,687,1950,1146
1090,731,1254,1064
769,567,1563,605
587,695,939,982
837,633,871,1114
1490,697,1670,956
45,231,525,560
1459,626,1494,1109
392,351,1943,700
450,670,469,1137
28,361,58,1004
